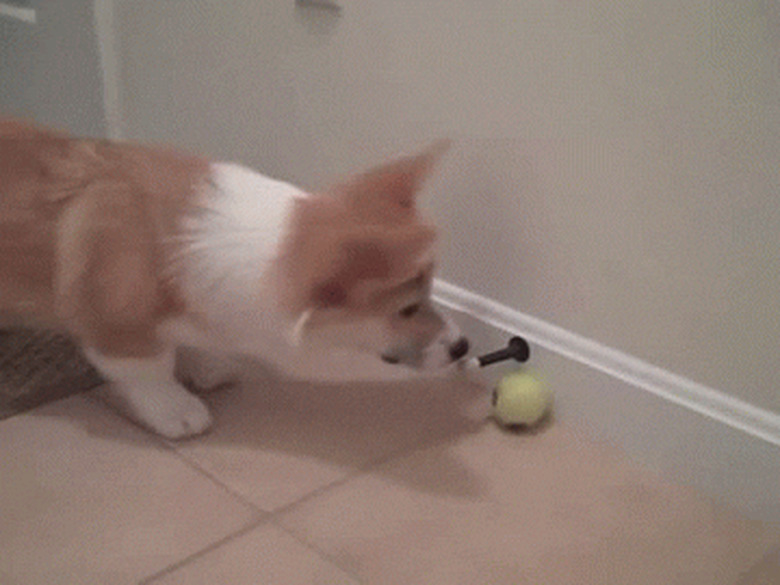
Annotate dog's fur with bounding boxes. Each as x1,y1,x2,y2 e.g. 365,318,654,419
0,119,467,438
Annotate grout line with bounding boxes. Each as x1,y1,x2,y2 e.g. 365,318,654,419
142,417,473,584
83,382,474,525
265,426,489,583
83,389,266,517
274,523,367,584
268,468,365,520
139,442,372,583
72,394,275,583
157,438,267,516
270,421,487,520
137,423,480,584
269,377,491,520
138,516,268,585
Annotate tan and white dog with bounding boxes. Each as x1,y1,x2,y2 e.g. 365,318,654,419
0,119,468,439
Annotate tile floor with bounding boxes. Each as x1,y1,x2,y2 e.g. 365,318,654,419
1,370,778,584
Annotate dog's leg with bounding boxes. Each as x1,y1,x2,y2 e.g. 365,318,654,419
85,345,213,439
54,181,213,439
175,346,240,394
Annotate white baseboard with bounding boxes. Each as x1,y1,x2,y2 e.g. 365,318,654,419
433,280,780,447
433,279,780,525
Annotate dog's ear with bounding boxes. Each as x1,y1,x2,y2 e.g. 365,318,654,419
311,225,436,309
333,139,451,222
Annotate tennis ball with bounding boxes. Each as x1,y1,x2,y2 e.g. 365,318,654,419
491,369,552,428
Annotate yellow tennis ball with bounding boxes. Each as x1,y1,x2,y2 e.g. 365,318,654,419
491,369,552,427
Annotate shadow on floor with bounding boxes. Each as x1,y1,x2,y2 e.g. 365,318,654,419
30,361,510,501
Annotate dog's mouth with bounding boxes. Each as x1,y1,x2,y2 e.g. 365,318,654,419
380,336,470,368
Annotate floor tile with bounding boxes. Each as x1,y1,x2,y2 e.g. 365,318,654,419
147,523,359,585
0,395,257,585
737,546,780,585
280,421,777,585
170,370,485,511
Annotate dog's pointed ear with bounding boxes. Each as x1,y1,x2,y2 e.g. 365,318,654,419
311,225,436,309
333,139,451,221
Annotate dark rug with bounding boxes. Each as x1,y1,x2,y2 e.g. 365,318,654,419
0,328,103,420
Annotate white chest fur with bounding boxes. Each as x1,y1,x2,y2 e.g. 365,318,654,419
166,163,302,352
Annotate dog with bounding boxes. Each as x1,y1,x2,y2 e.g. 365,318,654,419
0,119,468,439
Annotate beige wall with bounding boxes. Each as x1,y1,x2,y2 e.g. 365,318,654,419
0,0,106,136
114,0,780,413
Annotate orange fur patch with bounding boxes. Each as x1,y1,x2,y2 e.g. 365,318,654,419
0,118,207,356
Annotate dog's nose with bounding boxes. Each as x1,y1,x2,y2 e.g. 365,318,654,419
449,337,470,361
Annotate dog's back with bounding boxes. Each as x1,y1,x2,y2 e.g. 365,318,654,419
0,118,207,333
0,119,71,321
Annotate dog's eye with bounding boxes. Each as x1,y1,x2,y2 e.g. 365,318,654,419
399,303,421,318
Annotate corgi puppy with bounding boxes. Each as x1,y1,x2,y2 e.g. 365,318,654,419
0,119,468,439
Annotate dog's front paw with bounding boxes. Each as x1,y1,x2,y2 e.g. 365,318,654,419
96,382,213,440
145,388,213,439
